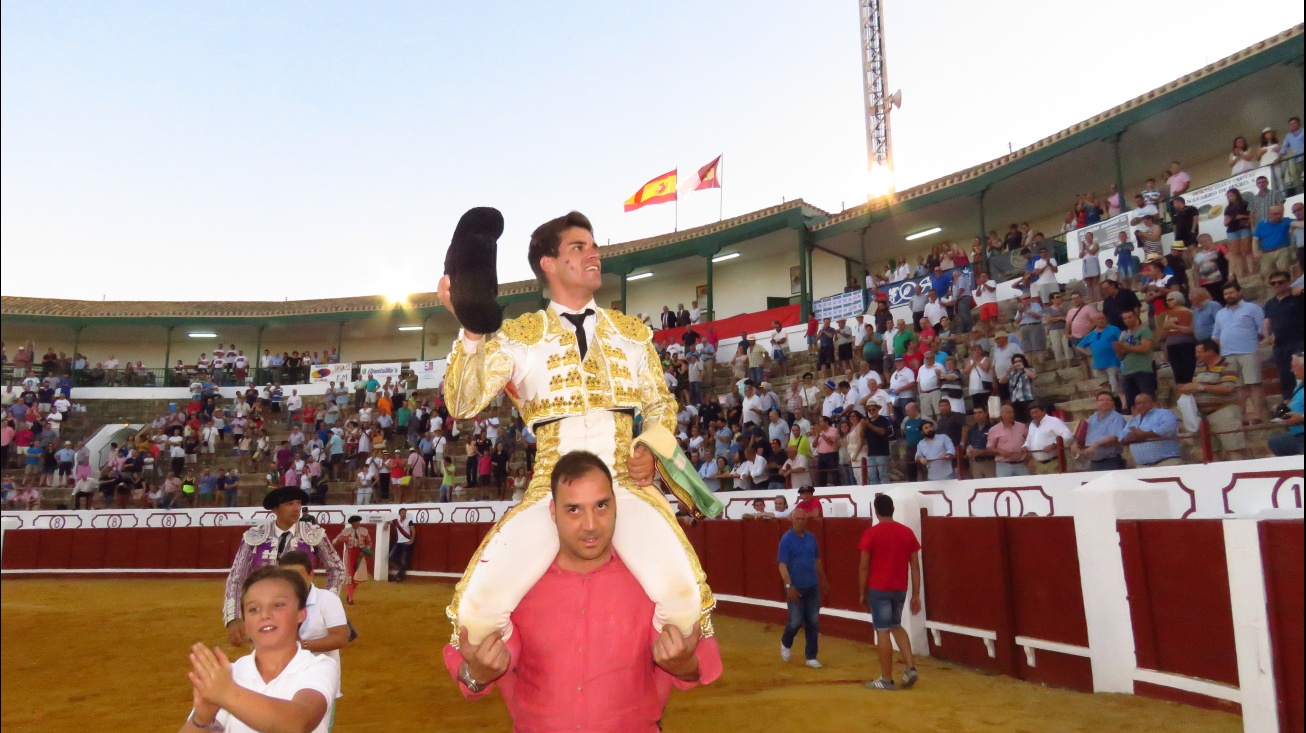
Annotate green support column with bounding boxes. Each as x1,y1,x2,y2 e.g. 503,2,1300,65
420,315,429,360
254,324,265,383
704,255,714,322
797,230,810,319
807,238,815,309
619,273,628,313
1113,132,1129,216
163,325,174,374
978,188,989,274
337,322,345,362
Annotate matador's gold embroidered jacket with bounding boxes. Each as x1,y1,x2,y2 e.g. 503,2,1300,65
443,306,678,437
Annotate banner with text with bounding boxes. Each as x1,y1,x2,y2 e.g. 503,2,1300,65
309,363,353,384
407,359,447,388
1183,165,1273,243
1067,211,1132,260
876,265,974,310
359,362,404,383
813,290,865,321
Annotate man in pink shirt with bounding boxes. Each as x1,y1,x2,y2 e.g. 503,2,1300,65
444,451,722,731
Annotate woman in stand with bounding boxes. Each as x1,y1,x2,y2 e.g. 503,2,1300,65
1001,354,1038,423
1157,291,1196,385
1229,136,1257,175
1223,187,1254,278
333,516,372,605
964,344,994,412
1258,127,1282,166
1194,235,1232,302
1081,232,1103,302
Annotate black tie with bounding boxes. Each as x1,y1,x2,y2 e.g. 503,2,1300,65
561,310,595,360
277,531,291,555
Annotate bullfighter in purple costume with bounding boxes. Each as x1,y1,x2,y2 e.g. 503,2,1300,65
221,486,345,646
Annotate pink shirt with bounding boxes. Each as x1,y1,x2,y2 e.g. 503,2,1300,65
443,553,722,732
1066,304,1099,339
1168,171,1191,196
815,427,840,454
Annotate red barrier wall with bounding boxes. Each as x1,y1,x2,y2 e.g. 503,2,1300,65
1119,519,1239,710
920,516,1014,675
1260,520,1305,733
1005,517,1092,692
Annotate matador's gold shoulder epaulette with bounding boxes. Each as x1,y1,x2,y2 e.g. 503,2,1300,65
604,309,653,344
498,311,546,346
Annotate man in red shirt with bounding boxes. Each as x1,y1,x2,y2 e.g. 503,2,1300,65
794,485,823,517
857,494,922,691
444,451,722,731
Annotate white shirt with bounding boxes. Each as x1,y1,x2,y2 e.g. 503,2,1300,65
545,299,598,353
821,390,845,418
770,329,786,351
889,367,916,398
393,517,415,545
917,364,941,392
973,282,997,307
883,327,900,355
1024,415,1074,460
799,385,822,408
1033,257,1058,286
287,394,303,411
866,388,894,416
200,648,339,733
742,394,766,425
782,454,812,487
667,343,685,359
734,455,768,490
924,301,948,325
690,307,703,324
1130,203,1159,233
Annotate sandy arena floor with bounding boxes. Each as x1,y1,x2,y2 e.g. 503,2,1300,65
1,578,1242,732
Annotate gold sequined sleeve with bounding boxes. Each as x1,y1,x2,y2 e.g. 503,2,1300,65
637,342,679,435
443,332,516,419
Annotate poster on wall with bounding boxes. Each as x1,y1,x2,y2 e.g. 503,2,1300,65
1182,165,1272,243
813,290,864,321
309,363,352,384
407,359,448,389
359,362,403,383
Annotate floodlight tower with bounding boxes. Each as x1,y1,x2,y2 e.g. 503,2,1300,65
859,0,900,196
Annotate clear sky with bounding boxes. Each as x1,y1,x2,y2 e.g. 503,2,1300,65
2,2,1302,301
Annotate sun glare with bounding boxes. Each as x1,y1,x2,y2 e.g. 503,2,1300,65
867,163,896,200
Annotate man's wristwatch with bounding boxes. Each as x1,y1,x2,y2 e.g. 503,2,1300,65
784,583,792,589
458,661,487,693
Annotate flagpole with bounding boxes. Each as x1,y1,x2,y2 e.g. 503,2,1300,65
674,167,679,231
718,154,724,222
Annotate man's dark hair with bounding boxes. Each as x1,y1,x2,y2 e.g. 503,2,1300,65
1196,338,1220,354
1223,282,1242,293
528,211,593,282
873,494,895,517
838,381,850,389
549,450,612,500
1268,270,1291,282
242,565,309,609
277,550,314,573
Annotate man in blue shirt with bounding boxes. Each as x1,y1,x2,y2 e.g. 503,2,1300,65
1269,352,1303,456
1117,393,1182,467
1075,313,1123,393
777,508,828,668
1254,204,1294,275
929,266,952,302
1078,391,1127,471
1280,116,1303,195
1190,288,1222,341
1212,282,1266,423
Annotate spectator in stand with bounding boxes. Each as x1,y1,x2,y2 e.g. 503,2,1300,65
1180,339,1246,454
862,402,894,485
1158,292,1197,385
816,318,837,380
1023,403,1073,475
962,406,995,479
908,288,928,334
914,420,955,481
1114,310,1157,410
1042,292,1073,367
1075,392,1128,471
858,494,921,692
1259,127,1282,166
989,331,1023,402
1268,353,1303,456
1193,234,1231,303
676,303,691,328
987,404,1029,477
1263,271,1304,402
1001,354,1038,422
899,402,925,483
1100,278,1141,332
1230,135,1258,175
1118,393,1182,468
972,272,999,336
923,291,948,331
1170,196,1198,269
835,318,855,374
1030,246,1059,304
1224,187,1254,278
1113,231,1138,287
1013,295,1045,356
1255,204,1294,277
1213,282,1266,424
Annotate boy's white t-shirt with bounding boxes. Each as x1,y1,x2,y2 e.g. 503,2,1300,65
196,647,339,733
300,585,349,677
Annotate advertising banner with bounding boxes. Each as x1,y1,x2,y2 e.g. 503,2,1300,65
407,359,448,388
309,363,352,384
813,290,865,322
876,265,973,310
1067,212,1132,260
1183,165,1272,243
359,362,403,383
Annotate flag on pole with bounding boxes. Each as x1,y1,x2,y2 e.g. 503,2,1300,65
682,155,722,191
624,169,678,212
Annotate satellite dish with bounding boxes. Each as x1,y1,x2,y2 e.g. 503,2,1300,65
889,90,903,109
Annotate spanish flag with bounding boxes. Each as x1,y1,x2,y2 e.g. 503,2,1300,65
624,169,678,212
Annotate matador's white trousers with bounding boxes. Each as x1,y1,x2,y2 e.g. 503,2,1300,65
448,411,712,646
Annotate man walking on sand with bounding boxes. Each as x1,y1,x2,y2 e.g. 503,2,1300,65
858,494,921,691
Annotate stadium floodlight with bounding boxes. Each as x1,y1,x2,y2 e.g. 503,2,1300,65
627,272,654,281
187,332,217,338
711,253,740,263
397,326,424,331
905,227,942,241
